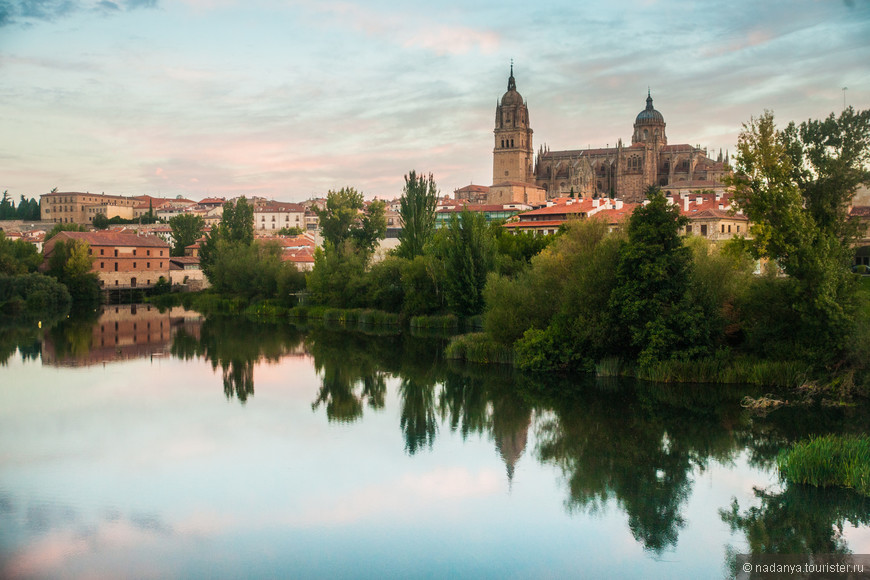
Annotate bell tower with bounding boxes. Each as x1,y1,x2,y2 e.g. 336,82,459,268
493,63,534,185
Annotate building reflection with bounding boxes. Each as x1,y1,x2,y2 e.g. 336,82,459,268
41,305,201,367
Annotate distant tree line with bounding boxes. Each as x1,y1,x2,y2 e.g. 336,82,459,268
0,191,40,221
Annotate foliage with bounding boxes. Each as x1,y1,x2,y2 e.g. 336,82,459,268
777,435,870,497
306,242,369,307
400,254,444,316
490,223,554,276
0,231,42,275
277,226,303,236
729,108,870,363
315,187,386,257
92,213,109,229
432,209,495,316
200,197,254,281
45,239,100,304
609,187,712,366
45,222,87,241
207,239,305,302
396,170,439,260
0,191,40,221
169,213,205,256
365,256,405,312
0,272,71,318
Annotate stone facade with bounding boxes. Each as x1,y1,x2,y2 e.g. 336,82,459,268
492,64,534,186
43,230,171,289
486,68,730,204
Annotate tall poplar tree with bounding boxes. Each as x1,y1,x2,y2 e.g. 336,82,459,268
396,171,439,259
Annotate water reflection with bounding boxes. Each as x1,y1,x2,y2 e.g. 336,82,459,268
5,313,870,564
171,316,305,403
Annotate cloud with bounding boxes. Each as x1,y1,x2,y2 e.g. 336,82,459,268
0,0,157,26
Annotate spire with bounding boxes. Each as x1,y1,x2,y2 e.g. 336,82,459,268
507,59,516,92
646,88,654,110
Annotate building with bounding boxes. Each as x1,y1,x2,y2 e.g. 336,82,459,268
41,192,142,224
503,198,636,236
533,89,730,202
253,201,307,232
479,66,731,204
435,203,531,229
43,230,171,289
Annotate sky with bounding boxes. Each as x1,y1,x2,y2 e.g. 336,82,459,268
1,0,868,203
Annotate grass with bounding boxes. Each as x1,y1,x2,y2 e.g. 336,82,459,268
445,332,514,365
594,355,811,388
778,434,870,497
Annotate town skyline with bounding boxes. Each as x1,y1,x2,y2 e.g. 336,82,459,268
2,0,868,203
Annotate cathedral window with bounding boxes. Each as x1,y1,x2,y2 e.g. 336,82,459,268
511,139,514,147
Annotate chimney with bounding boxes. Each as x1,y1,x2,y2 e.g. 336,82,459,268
683,197,690,212
593,199,600,208
696,197,702,205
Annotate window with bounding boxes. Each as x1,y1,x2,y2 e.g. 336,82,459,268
160,250,163,256
133,262,137,268
160,262,163,268
100,249,104,255
686,225,692,234
700,225,708,236
114,262,118,271
133,249,137,256
114,249,118,257
147,262,150,268
147,250,150,256
101,262,104,269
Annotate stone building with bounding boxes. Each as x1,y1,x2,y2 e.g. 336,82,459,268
43,230,170,289
482,66,730,204
533,90,730,202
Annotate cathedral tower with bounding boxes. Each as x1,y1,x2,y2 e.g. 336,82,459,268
493,64,534,185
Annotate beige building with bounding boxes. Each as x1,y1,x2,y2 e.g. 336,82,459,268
478,66,731,204
41,192,142,224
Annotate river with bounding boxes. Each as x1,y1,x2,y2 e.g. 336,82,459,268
1,305,869,578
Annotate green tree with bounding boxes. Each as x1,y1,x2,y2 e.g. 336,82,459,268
45,222,87,242
277,226,303,236
315,188,386,257
46,238,100,304
729,109,870,361
396,170,439,260
434,209,495,316
200,197,254,279
608,187,710,366
0,191,15,220
0,232,42,275
92,213,109,229
169,213,205,256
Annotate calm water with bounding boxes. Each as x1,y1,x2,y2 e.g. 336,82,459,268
2,305,870,579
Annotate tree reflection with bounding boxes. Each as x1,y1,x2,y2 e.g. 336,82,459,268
171,316,303,404
721,484,870,566
527,374,747,554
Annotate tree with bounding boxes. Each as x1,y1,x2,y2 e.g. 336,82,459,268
729,109,870,360
92,213,109,229
277,226,303,236
434,209,495,316
0,232,42,275
608,187,710,366
200,197,253,278
396,170,439,260
45,222,87,241
315,187,386,257
0,191,13,220
46,238,100,304
169,213,205,256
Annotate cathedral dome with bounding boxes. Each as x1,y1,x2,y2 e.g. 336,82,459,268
501,89,524,106
635,91,664,125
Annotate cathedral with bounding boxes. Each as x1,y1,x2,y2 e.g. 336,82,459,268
488,65,730,204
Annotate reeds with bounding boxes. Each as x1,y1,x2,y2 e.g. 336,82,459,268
445,332,514,365
777,434,870,497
